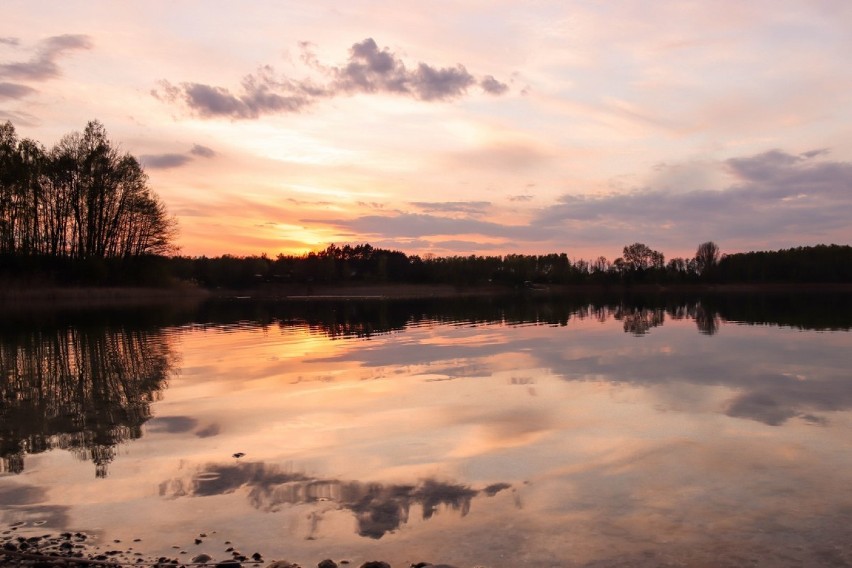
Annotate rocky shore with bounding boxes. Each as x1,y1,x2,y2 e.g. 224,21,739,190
0,530,459,568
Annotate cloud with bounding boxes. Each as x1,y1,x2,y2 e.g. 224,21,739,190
480,75,510,95
140,152,193,169
307,212,537,241
331,38,490,101
0,37,20,47
0,82,36,100
179,77,315,119
410,201,491,215
509,195,534,202
0,34,92,81
190,144,216,158
0,109,40,126
531,148,852,251
154,38,508,119
153,64,322,118
141,144,219,169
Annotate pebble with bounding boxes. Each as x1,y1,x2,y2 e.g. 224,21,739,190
0,529,457,568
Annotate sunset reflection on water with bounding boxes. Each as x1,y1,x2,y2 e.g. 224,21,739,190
2,297,852,567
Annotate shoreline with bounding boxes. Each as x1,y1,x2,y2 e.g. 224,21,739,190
2,281,852,310
0,530,444,568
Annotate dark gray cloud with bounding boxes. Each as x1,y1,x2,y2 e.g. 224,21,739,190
154,38,508,119
410,201,491,215
332,38,490,101
141,144,220,170
190,144,216,158
509,194,534,202
0,82,36,99
180,77,315,119
153,65,321,118
0,34,92,81
410,62,476,100
480,75,509,95
531,148,852,250
140,152,193,169
0,37,20,46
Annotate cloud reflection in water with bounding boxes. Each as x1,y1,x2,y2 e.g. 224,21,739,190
160,461,509,539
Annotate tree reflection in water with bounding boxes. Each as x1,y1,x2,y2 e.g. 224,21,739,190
0,325,176,477
611,301,721,336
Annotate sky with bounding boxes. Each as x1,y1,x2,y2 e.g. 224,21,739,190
2,0,852,260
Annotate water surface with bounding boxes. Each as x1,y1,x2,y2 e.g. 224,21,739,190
2,295,852,567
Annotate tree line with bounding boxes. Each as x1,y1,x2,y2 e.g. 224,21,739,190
0,120,175,261
166,241,852,289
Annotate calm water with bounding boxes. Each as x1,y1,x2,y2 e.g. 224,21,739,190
2,294,852,567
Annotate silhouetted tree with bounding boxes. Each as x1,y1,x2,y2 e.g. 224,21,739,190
623,242,664,272
0,120,176,260
695,241,720,277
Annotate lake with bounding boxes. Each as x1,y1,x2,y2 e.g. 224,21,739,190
2,293,852,567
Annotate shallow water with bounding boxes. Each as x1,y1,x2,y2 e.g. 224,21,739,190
2,295,852,567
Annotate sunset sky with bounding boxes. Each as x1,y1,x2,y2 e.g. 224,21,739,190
2,1,851,260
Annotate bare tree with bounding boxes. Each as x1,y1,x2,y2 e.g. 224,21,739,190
622,242,664,272
695,241,720,275
0,120,176,259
